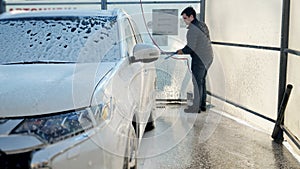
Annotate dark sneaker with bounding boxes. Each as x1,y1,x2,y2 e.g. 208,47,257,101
200,106,206,112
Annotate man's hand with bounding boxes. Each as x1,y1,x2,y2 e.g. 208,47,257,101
176,49,184,54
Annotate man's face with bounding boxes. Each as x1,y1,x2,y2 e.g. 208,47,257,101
182,13,193,26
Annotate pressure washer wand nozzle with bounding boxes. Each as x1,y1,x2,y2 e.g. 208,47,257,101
164,51,177,60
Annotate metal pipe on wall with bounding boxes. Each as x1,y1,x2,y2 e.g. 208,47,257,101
101,0,107,10
0,0,6,14
277,0,291,142
200,0,205,22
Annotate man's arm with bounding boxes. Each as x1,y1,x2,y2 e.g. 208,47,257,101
181,26,199,54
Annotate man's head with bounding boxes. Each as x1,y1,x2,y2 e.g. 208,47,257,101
181,7,196,26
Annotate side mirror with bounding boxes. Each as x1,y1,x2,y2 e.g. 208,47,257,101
130,43,160,63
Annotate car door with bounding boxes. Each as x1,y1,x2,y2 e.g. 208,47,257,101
129,18,157,125
119,17,156,138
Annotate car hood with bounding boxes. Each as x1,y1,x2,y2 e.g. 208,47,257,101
0,62,115,118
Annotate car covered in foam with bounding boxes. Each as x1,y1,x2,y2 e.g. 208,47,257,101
0,9,159,169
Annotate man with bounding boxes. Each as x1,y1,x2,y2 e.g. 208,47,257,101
176,6,213,113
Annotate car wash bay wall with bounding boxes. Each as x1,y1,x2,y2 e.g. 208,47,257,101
206,0,300,154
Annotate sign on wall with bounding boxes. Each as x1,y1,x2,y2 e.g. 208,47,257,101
152,9,178,35
5,0,101,12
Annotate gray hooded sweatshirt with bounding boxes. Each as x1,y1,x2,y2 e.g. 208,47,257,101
181,19,213,70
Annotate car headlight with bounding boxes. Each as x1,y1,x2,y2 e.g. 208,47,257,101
92,103,111,123
11,104,110,144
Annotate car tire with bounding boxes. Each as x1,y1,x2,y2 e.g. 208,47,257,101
123,124,138,169
145,113,155,132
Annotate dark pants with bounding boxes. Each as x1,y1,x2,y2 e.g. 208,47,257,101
191,64,207,109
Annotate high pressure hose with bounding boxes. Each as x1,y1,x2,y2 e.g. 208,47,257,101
138,0,191,71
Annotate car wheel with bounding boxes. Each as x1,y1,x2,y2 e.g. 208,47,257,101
123,124,138,169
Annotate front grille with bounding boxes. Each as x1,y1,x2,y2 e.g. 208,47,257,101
0,151,32,169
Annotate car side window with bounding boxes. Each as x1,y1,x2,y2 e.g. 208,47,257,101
123,19,136,57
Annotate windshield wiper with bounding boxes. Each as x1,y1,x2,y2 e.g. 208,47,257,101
2,60,76,65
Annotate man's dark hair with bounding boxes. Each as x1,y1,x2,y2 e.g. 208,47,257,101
181,6,196,18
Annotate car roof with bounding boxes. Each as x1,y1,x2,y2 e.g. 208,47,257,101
0,8,126,20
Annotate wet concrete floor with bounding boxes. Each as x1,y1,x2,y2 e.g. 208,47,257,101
137,105,300,169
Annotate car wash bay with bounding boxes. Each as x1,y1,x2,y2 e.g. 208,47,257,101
2,0,300,168
137,0,300,167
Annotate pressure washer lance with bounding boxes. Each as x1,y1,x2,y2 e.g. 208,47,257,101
163,51,177,60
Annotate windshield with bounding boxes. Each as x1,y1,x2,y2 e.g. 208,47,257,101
0,15,121,64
